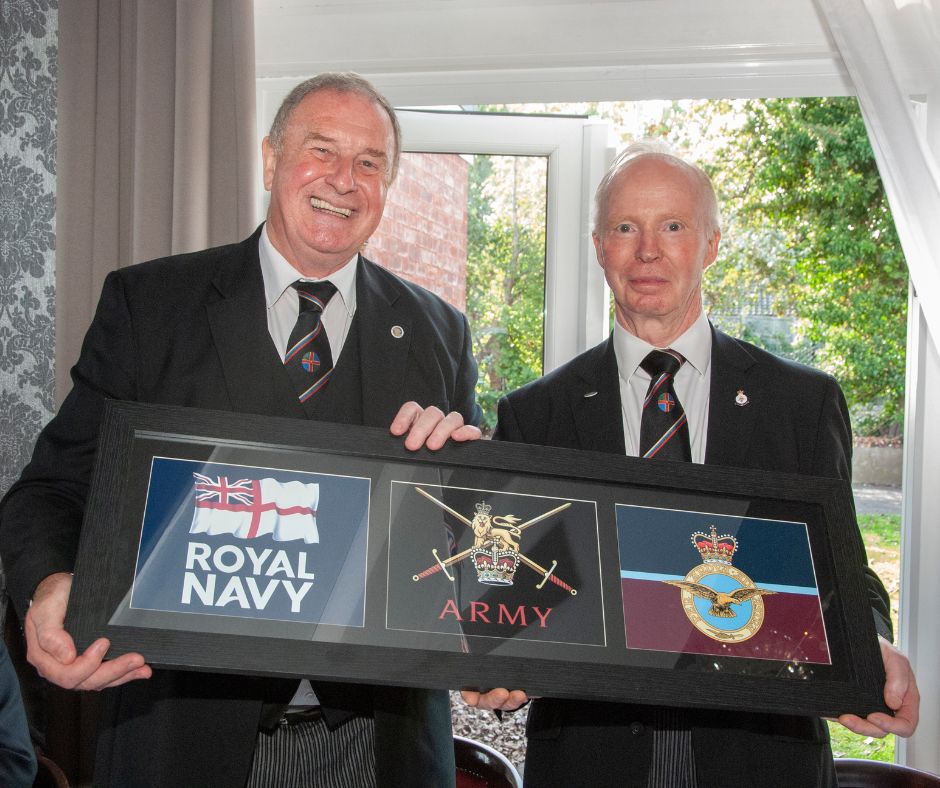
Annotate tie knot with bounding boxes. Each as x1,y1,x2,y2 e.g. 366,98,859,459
293,280,337,314
640,349,684,378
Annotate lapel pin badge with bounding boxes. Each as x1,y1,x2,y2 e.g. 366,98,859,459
390,325,404,339
584,391,598,398
735,390,749,407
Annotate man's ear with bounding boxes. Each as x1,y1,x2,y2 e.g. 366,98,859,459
703,229,721,270
261,137,277,192
592,232,605,268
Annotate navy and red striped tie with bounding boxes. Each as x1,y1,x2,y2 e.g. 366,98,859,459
639,349,691,461
285,280,337,403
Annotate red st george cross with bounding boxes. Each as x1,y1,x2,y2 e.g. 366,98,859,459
193,474,315,539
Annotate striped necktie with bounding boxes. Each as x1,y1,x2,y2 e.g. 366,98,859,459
284,280,337,403
639,349,692,462
639,349,697,786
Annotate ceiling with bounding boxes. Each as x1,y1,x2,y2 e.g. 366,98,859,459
253,0,853,104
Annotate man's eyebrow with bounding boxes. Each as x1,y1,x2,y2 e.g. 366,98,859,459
301,133,387,163
303,132,336,145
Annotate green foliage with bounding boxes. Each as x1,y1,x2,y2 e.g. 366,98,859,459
665,98,908,435
466,155,546,432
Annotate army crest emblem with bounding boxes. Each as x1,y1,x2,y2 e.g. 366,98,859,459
411,487,577,595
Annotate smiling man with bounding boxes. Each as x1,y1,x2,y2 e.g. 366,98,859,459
0,73,480,787
464,143,919,788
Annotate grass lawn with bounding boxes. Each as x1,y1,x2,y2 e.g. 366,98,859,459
827,513,901,762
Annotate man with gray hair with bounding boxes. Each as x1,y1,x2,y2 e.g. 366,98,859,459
1,72,479,786
464,143,918,786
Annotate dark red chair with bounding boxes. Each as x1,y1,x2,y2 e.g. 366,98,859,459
454,735,522,788
33,752,70,788
835,758,940,787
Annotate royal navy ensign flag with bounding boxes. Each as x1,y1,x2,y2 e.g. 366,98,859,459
190,473,321,543
129,458,370,627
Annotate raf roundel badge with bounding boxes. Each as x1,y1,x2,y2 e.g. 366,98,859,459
390,325,404,339
663,525,776,643
735,390,749,407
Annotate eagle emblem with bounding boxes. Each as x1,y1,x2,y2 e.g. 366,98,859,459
663,525,776,643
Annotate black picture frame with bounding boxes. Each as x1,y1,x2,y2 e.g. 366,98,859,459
66,400,888,718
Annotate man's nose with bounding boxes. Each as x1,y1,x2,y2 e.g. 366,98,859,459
325,157,356,192
635,231,661,262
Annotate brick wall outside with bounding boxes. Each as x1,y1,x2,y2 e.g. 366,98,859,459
368,152,469,311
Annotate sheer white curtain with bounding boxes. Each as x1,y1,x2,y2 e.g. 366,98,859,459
56,0,257,403
815,0,940,772
817,0,940,337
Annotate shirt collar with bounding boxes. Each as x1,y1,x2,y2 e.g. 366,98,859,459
259,224,358,314
613,310,712,382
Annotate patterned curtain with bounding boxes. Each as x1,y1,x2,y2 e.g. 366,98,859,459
0,0,57,496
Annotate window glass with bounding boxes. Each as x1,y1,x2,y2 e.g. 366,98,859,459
371,152,548,432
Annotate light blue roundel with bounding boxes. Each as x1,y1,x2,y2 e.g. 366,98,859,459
692,572,753,631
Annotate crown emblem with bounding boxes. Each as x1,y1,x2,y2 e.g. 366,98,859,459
475,501,492,516
470,540,520,586
691,525,738,564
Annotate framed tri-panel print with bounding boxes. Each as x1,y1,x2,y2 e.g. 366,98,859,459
65,401,888,718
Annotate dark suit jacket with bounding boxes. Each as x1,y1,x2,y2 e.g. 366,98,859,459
0,226,479,787
495,328,892,788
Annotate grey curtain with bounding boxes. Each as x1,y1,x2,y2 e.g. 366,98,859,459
56,0,257,404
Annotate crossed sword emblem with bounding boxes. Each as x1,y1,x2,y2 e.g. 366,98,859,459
411,487,577,595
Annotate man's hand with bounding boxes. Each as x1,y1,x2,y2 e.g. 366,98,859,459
838,636,919,738
460,688,530,712
25,572,152,691
390,402,482,451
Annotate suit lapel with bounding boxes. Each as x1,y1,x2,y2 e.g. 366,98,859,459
356,256,413,428
704,326,761,466
569,337,626,455
205,230,305,419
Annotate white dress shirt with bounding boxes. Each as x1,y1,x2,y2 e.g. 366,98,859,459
612,310,712,463
257,226,359,709
258,226,357,361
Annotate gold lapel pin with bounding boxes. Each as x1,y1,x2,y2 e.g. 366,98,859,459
735,390,749,407
391,325,404,339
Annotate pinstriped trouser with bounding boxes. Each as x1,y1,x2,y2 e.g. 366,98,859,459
246,716,377,788
648,709,697,788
